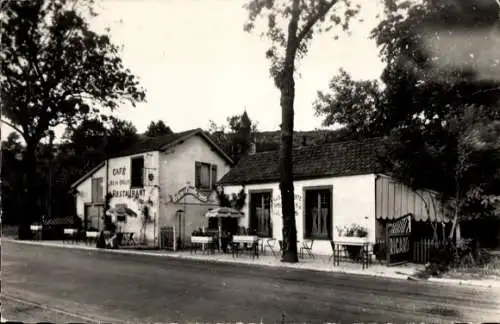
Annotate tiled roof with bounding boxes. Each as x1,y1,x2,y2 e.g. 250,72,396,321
71,128,233,189
218,137,385,185
110,128,201,158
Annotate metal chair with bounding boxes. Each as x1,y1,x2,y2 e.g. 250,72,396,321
300,240,314,259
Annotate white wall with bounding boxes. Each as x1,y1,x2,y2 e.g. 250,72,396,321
74,134,232,247
75,152,161,245
223,174,376,255
75,165,106,220
107,152,160,245
159,135,232,242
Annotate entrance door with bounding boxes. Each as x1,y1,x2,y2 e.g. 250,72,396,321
84,204,104,231
176,209,185,249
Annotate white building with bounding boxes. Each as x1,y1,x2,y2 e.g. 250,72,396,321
70,128,233,247
219,138,448,261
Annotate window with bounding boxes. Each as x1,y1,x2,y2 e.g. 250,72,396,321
91,177,103,203
130,156,144,188
250,192,272,237
195,162,218,189
304,188,332,240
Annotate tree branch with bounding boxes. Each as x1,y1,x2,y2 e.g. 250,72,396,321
297,0,338,43
0,118,24,137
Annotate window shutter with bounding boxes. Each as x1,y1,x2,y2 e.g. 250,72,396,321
211,164,218,189
91,179,97,202
97,178,103,202
195,162,201,188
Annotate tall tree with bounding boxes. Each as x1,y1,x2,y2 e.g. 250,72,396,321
314,0,500,241
244,0,361,262
144,120,173,137
314,68,385,137
0,0,145,239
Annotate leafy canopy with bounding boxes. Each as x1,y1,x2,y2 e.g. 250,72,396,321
144,120,173,137
244,0,361,84
0,0,145,144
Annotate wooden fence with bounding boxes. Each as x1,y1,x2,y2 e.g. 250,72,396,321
412,238,443,264
376,238,444,264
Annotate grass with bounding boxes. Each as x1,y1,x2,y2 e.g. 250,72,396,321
444,254,500,280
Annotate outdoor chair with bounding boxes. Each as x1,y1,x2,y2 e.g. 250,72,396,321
300,239,314,259
122,232,136,246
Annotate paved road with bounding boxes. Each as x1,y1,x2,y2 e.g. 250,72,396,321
2,241,500,323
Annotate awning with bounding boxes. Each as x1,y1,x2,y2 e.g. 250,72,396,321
106,205,138,218
205,207,244,218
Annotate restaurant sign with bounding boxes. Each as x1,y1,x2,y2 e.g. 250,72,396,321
111,188,146,198
169,185,210,203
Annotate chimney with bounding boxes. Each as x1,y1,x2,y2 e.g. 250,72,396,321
248,141,256,155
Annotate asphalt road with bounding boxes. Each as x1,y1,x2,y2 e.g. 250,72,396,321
2,241,500,323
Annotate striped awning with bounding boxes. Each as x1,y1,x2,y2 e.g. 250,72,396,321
376,176,451,223
205,207,244,218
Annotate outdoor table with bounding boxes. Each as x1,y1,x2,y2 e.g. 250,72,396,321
190,236,215,254
63,228,79,243
30,225,42,240
85,231,99,245
332,241,371,269
232,235,259,259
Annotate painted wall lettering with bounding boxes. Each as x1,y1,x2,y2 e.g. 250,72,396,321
109,179,130,186
112,167,127,176
111,188,146,198
169,186,210,203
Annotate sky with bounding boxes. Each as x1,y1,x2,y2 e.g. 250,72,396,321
1,0,386,141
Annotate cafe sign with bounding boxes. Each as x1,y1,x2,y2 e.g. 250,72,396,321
109,165,146,198
169,185,210,203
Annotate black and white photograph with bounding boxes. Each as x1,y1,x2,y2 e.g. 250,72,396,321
1,0,500,322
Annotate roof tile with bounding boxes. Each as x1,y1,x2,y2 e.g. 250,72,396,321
218,137,385,185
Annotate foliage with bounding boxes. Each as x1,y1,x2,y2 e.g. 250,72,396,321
314,0,500,241
244,0,362,263
0,116,140,227
0,0,145,238
191,229,212,237
1,133,25,224
336,223,368,238
208,111,257,164
144,120,173,137
216,186,247,211
314,68,386,138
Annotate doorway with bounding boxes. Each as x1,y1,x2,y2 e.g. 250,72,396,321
176,209,185,249
84,204,104,231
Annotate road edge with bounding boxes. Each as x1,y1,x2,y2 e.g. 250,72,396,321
4,238,499,289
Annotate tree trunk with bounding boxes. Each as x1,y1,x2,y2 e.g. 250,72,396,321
18,144,38,240
279,69,298,263
449,176,460,243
